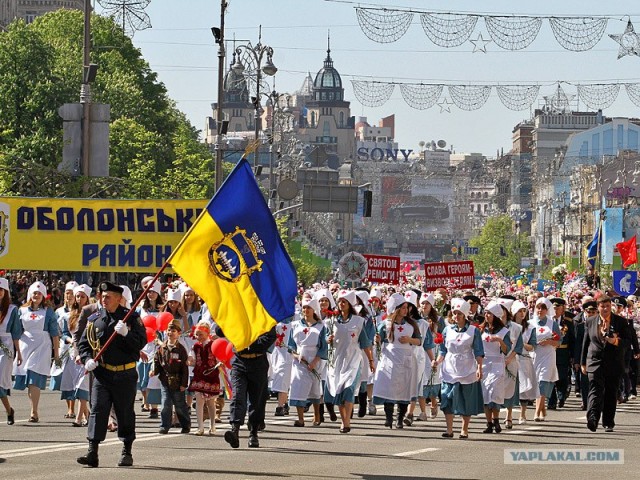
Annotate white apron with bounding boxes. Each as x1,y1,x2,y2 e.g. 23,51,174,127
440,324,479,385
373,320,418,402
518,325,539,400
413,318,428,396
289,320,323,402
359,317,376,384
142,341,162,389
326,315,365,397
14,307,52,377
0,305,16,390
269,322,293,392
481,327,509,405
503,321,522,400
532,319,559,384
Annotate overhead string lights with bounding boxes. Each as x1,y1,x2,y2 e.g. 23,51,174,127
355,7,640,58
98,0,152,36
349,80,640,112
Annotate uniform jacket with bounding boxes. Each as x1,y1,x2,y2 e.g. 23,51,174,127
152,341,189,390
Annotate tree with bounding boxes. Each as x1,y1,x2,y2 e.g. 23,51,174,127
469,215,531,276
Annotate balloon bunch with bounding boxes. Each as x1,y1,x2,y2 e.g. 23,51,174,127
141,312,176,343
210,338,235,369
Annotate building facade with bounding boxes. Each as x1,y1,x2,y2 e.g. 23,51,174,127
16,0,83,24
0,0,18,28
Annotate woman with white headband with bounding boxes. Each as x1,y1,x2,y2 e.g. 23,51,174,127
511,300,537,424
13,281,60,423
433,298,484,439
0,277,22,425
324,289,374,433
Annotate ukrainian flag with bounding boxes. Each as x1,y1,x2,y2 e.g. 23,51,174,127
169,159,297,351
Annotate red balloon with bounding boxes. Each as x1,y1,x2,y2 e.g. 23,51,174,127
156,312,174,331
224,341,235,362
224,359,232,369
210,338,228,360
144,327,156,343
142,315,157,330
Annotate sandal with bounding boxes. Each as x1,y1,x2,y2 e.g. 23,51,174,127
64,413,75,419
72,421,85,427
459,434,468,439
505,419,513,429
441,432,454,438
28,415,39,423
293,420,305,427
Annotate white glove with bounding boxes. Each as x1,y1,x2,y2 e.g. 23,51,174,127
115,320,129,337
85,359,98,372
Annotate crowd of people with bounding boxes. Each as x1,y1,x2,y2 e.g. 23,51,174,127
0,269,639,466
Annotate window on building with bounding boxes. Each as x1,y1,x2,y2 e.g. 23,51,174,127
339,111,344,127
310,112,316,127
484,204,488,213
323,120,330,138
25,11,37,23
470,192,475,199
483,192,488,199
477,204,481,213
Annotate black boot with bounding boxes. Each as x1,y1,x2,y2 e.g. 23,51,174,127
493,418,502,434
224,424,240,449
396,403,407,429
358,392,368,418
383,403,394,428
77,441,99,468
248,429,259,448
117,442,133,467
326,402,337,422
482,422,494,434
319,403,325,423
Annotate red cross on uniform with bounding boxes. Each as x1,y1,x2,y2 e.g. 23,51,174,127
30,313,38,320
397,326,404,332
303,328,309,335
350,332,356,338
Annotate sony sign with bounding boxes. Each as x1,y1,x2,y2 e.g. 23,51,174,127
357,147,413,162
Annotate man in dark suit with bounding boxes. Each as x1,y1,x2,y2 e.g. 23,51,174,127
580,296,631,432
574,297,597,410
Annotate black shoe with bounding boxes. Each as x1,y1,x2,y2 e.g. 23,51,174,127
581,404,587,411
224,427,240,448
181,427,190,434
248,434,259,448
327,404,337,422
77,443,99,468
493,419,502,434
149,408,159,419
403,414,414,427
483,422,494,434
118,453,133,467
7,407,14,425
284,404,290,416
275,406,285,416
384,417,393,428
395,416,404,429
604,426,614,432
158,428,168,434
547,405,557,410
587,417,598,432
558,400,565,408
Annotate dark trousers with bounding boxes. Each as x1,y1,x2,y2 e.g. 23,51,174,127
88,368,137,443
630,358,638,395
160,385,191,430
229,355,269,431
577,367,589,405
548,364,570,407
587,370,621,428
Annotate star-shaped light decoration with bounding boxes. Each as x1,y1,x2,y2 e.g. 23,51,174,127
542,84,575,114
469,33,492,53
609,20,640,59
437,97,452,113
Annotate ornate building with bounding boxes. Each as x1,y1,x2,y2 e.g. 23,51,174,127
16,0,83,24
1,0,18,28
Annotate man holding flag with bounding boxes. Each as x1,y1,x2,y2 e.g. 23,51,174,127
168,158,297,448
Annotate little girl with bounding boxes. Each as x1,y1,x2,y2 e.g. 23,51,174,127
187,321,221,436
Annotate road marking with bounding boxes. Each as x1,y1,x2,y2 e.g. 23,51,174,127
576,416,586,420
394,447,440,457
524,426,543,431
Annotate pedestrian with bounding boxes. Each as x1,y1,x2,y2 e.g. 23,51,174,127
324,289,374,433
151,319,191,434
421,293,443,420
270,318,293,417
581,296,632,432
433,298,484,439
574,297,597,410
0,277,22,425
354,289,377,419
314,288,337,421
222,325,276,449
50,281,78,414
187,320,221,436
512,300,537,424
548,297,575,410
498,298,523,429
13,281,60,423
136,278,163,417
76,282,147,468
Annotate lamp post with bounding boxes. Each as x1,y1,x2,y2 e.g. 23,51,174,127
232,26,277,168
266,90,293,210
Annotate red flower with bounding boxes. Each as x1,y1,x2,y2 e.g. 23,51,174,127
434,333,444,345
551,332,560,341
322,308,339,317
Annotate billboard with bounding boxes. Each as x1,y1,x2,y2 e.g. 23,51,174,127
363,254,401,284
0,197,204,272
423,260,475,291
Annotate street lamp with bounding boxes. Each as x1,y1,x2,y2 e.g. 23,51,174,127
265,90,294,210
232,26,277,167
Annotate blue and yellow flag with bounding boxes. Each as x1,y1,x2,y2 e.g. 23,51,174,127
168,159,297,351
586,224,601,268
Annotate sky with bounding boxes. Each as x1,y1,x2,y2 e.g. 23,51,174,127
96,0,640,157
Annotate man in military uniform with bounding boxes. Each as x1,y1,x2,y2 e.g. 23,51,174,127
76,282,147,468
548,297,575,409
220,326,276,449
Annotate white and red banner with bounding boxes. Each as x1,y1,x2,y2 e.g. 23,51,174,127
364,254,401,284
424,260,475,291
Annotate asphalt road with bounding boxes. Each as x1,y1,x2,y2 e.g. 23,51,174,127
0,388,638,479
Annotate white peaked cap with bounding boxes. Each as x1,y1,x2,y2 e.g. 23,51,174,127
420,293,435,307
386,292,407,316
314,288,336,309
496,297,515,311
28,281,47,298
65,281,79,292
450,298,471,317
535,297,553,312
355,290,373,317
511,300,527,316
148,280,162,295
370,286,384,299
301,297,321,318
141,276,155,287
404,290,418,308
166,288,182,302
485,300,505,319
0,278,8,292
120,285,133,306
337,289,357,308
179,282,194,294
73,284,92,298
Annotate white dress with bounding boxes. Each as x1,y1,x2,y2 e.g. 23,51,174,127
413,318,429,398
325,315,367,399
372,319,418,404
481,327,510,405
531,317,559,384
13,307,53,378
269,322,293,393
440,324,479,385
503,321,523,400
288,320,325,404
518,324,539,400
0,305,18,391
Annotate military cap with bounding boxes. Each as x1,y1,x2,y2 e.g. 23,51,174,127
98,281,124,295
463,294,481,305
611,297,627,308
550,297,566,306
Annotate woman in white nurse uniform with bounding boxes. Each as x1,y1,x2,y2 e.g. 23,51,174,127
0,277,22,425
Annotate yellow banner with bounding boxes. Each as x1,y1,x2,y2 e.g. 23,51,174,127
0,197,205,273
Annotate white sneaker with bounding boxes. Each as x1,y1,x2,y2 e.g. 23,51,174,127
417,412,429,421
367,402,376,415
518,417,527,425
629,395,637,400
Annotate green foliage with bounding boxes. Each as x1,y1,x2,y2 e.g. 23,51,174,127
469,215,532,276
0,10,216,199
